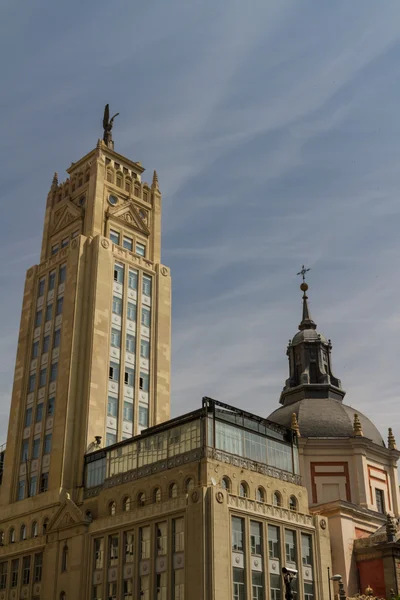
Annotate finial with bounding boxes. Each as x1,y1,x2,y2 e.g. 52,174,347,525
51,172,58,190
388,428,397,450
297,265,316,331
291,413,301,437
353,413,363,437
102,104,119,148
152,169,159,191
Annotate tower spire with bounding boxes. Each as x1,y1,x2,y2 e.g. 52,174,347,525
297,265,316,331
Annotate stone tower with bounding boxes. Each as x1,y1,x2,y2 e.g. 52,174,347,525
0,134,171,507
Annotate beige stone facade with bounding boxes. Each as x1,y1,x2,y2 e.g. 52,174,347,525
0,141,332,599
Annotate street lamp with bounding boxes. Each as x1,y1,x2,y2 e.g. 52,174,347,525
282,567,298,600
329,573,346,600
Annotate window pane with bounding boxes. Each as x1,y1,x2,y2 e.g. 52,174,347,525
127,302,136,321
126,334,135,353
140,339,150,359
136,242,145,257
59,265,66,283
114,264,124,283
56,297,64,315
49,272,56,290
139,406,148,427
32,439,40,459
45,303,52,321
250,521,262,555
232,517,244,551
43,335,50,353
123,402,133,422
25,408,32,427
143,275,152,296
107,396,118,418
35,310,42,327
50,362,58,382
141,307,151,327
139,372,149,392
47,397,55,416
268,525,280,559
111,328,121,347
123,237,133,251
44,434,52,454
110,230,120,245
128,270,138,290
112,296,122,315
106,433,116,446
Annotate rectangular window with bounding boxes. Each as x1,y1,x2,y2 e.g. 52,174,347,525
156,572,167,600
252,571,264,600
173,517,184,552
156,522,167,556
94,538,104,570
108,582,117,600
138,405,148,427
36,403,43,422
232,517,244,552
34,553,43,582
93,585,102,600
127,302,136,321
106,432,117,446
123,402,133,422
53,328,61,348
56,297,64,315
304,582,314,600
51,243,59,256
44,433,52,454
123,579,133,600
376,488,385,513
124,367,135,387
45,303,53,322
285,530,296,564
136,242,146,257
301,534,312,566
140,339,150,359
124,531,134,563
59,264,66,284
32,438,40,459
139,372,149,392
49,271,56,290
11,559,18,587
22,556,31,585
38,278,45,298
173,569,184,600
123,236,133,251
268,525,280,559
270,573,281,600
109,535,119,566
126,334,135,353
110,229,120,245
50,362,58,382
17,480,25,501
111,328,121,347
114,263,124,284
35,309,43,327
140,526,150,559
43,335,50,353
107,396,118,418
112,296,122,315
40,473,48,493
61,237,69,248
250,521,262,555
25,407,33,427
141,307,151,327
30,475,37,497
47,397,55,416
28,373,36,392
0,562,7,590
143,275,152,296
39,367,47,387
21,440,29,462
32,340,39,358
128,269,138,290
233,568,245,600
109,362,120,382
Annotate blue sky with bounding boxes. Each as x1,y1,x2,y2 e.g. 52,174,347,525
1,1,400,445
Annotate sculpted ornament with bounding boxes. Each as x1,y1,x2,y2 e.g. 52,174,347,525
216,491,224,504
101,239,110,249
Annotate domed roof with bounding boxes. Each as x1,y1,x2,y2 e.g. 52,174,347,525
291,329,327,345
268,398,384,447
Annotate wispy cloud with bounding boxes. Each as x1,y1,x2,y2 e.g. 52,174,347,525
1,1,400,447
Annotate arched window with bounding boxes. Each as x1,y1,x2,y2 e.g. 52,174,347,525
106,170,113,183
138,492,146,507
20,524,26,541
0,531,4,546
31,521,38,538
134,185,141,198
273,491,282,507
9,528,15,544
221,477,231,492
123,497,131,512
185,478,194,493
256,487,265,503
125,178,132,194
42,518,49,534
109,501,116,516
61,544,68,572
153,488,161,503
169,483,178,499
239,482,249,498
116,173,123,188
289,495,298,511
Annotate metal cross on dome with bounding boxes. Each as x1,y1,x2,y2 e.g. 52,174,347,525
297,265,311,282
